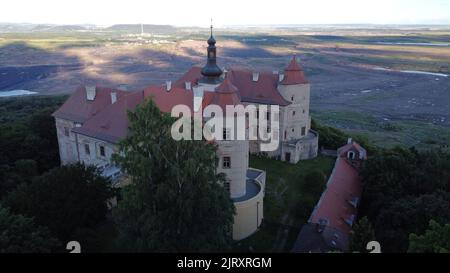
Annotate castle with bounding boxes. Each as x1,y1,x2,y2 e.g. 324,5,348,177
52,27,318,240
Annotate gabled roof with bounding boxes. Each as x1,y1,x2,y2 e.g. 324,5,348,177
307,141,366,241
144,85,194,113
173,66,290,106
202,78,241,110
227,69,290,106
309,157,362,235
72,91,144,143
338,142,367,159
52,86,127,123
174,66,202,88
281,56,309,85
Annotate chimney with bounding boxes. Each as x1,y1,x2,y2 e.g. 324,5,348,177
185,81,192,90
278,73,285,82
166,81,172,92
86,86,96,101
252,72,259,82
111,92,117,104
347,138,353,144
221,68,228,79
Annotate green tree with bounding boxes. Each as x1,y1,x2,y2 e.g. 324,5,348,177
311,119,348,150
408,220,450,253
0,205,60,253
349,216,376,253
112,98,235,252
4,163,114,242
374,191,450,252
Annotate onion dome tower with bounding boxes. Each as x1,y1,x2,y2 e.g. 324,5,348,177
200,23,223,84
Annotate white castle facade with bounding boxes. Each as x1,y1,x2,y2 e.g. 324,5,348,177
53,30,318,240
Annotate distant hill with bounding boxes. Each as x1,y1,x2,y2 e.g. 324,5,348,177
0,23,36,32
105,24,177,34
31,24,89,32
0,23,95,33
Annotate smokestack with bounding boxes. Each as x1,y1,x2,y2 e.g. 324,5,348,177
86,86,96,101
278,74,285,82
111,92,117,104
166,81,172,92
252,72,259,82
185,81,192,90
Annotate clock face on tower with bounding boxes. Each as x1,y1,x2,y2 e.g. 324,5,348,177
209,51,215,58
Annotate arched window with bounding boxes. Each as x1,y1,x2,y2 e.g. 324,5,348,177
347,151,356,160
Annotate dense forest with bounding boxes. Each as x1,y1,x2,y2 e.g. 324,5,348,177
0,96,114,252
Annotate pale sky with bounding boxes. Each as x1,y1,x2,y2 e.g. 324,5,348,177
1,0,450,26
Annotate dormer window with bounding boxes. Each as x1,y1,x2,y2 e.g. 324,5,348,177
347,151,356,160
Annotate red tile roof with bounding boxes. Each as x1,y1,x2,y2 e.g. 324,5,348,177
227,69,290,106
173,66,290,106
281,56,309,85
58,57,309,143
144,85,194,113
72,91,144,143
310,146,364,234
338,142,367,159
174,66,202,88
202,78,242,110
52,86,127,123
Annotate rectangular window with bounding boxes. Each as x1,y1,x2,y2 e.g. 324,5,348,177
84,144,90,155
301,126,306,136
223,128,231,140
223,156,231,169
266,112,270,120
224,181,230,192
293,111,296,116
64,127,69,137
99,145,106,157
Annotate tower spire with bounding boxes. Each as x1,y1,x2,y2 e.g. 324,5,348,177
200,19,223,84
210,18,213,37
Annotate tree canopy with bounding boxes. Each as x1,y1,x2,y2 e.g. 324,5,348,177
3,163,114,243
408,220,450,253
349,216,376,253
0,205,60,253
112,98,235,252
359,147,450,252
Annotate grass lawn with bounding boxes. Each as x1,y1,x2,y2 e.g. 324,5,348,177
233,155,335,252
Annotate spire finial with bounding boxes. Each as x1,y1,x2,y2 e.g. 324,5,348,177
210,18,213,37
